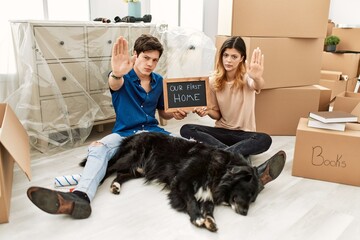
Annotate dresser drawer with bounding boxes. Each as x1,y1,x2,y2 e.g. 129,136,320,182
128,26,151,52
91,92,115,120
88,60,111,91
37,61,87,96
34,26,85,60
87,26,129,58
40,96,89,131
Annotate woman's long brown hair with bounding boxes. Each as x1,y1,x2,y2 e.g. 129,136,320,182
213,36,247,91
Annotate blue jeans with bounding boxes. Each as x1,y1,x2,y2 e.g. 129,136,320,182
74,133,124,201
180,124,272,157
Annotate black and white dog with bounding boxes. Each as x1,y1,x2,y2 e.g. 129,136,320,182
82,132,260,232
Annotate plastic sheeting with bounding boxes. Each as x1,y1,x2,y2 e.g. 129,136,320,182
6,20,216,153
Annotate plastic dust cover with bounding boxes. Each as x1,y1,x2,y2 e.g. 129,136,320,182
6,20,216,153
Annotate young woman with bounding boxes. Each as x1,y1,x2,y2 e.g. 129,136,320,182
180,36,286,187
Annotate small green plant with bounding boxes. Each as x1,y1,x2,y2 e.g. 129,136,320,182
324,35,340,46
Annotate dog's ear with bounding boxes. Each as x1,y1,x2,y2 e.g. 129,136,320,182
214,166,253,204
229,166,254,182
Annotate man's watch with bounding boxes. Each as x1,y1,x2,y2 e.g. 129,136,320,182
110,71,123,80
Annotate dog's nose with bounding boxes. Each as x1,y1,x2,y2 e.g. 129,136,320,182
237,207,248,216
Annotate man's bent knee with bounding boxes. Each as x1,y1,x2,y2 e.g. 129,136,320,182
90,141,104,147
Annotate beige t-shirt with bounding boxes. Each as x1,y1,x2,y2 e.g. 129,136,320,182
208,74,259,131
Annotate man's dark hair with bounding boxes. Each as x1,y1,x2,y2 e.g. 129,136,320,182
133,34,164,58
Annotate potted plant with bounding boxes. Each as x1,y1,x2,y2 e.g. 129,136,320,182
324,35,340,52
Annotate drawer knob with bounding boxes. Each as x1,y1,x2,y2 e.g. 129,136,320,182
60,41,65,45
107,40,112,44
62,76,67,81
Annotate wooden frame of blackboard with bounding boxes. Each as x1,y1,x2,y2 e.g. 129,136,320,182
163,77,210,112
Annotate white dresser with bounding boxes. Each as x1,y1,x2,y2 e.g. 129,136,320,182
10,20,167,152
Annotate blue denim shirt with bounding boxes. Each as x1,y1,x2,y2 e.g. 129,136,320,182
110,69,170,136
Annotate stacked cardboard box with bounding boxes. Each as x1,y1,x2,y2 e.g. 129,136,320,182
216,0,331,135
293,24,360,185
320,51,360,94
320,23,360,94
332,27,360,53
319,70,348,100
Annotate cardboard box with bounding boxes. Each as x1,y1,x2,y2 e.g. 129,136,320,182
319,79,347,100
292,118,360,186
231,0,330,38
255,85,331,135
327,20,335,37
316,85,332,111
215,36,323,89
0,104,31,223
332,27,360,52
346,77,358,93
320,70,344,81
321,52,360,78
332,92,360,113
319,70,357,98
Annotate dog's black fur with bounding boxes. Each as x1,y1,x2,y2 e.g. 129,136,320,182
81,132,260,232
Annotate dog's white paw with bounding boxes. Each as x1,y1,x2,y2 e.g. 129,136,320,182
110,182,121,194
193,217,205,227
204,216,217,232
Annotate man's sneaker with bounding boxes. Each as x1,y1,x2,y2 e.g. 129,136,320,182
257,150,286,186
27,186,91,219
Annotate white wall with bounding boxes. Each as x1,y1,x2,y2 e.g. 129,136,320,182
217,0,232,36
329,0,360,26
203,0,219,42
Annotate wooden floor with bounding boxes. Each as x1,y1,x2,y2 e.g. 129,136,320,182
1,114,360,240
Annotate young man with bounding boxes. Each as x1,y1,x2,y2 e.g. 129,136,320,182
26,34,188,219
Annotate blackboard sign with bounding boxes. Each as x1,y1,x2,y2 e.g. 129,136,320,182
163,77,210,112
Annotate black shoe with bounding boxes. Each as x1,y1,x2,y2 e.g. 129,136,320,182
27,187,91,219
257,150,286,186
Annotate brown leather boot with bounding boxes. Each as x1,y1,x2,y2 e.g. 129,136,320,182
257,150,286,186
27,187,91,219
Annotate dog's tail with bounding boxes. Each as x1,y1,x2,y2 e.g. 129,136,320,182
79,158,87,167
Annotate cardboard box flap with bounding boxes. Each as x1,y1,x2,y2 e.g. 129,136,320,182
332,91,360,112
346,102,360,130
321,52,360,78
0,104,31,180
351,102,360,119
320,70,344,81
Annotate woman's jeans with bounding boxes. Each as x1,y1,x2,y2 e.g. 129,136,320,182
180,124,272,158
